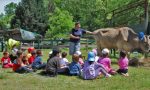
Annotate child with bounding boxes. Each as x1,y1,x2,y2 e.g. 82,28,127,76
82,52,111,80
28,50,36,64
46,48,61,77
22,54,29,65
69,54,81,76
32,50,46,70
1,51,13,68
92,48,99,62
12,50,33,73
117,50,129,76
59,52,69,68
97,48,116,75
75,51,84,67
27,47,35,59
10,45,18,63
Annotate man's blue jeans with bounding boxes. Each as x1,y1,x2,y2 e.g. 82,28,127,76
69,42,80,55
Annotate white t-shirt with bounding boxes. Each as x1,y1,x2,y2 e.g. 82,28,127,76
60,58,69,67
95,56,99,62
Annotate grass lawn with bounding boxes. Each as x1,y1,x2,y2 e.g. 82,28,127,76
0,48,150,90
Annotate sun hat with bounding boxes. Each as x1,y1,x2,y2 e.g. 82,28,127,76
102,48,109,54
87,52,95,61
75,51,82,55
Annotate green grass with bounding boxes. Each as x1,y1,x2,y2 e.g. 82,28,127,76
0,49,150,90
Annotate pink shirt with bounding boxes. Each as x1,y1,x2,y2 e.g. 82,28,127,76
98,57,111,72
118,57,128,69
79,58,84,66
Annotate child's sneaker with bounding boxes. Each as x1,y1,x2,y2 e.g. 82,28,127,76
105,74,111,78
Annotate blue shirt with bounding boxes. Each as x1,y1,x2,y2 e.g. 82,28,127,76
32,56,42,67
70,28,86,43
69,61,81,75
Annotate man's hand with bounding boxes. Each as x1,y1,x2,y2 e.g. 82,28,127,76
70,34,80,39
86,31,96,35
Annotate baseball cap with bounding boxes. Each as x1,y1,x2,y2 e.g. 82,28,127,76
87,52,95,61
75,51,82,55
102,48,109,54
28,47,35,53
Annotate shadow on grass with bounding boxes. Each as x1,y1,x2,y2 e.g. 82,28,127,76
0,73,8,79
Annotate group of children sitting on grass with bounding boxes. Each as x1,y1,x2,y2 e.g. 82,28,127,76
1,47,129,80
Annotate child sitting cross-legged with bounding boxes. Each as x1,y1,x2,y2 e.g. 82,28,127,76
82,52,111,80
97,48,116,75
75,51,84,68
28,50,36,65
69,54,81,76
32,50,46,70
46,48,61,77
1,51,13,68
59,52,69,68
117,50,129,76
13,50,33,73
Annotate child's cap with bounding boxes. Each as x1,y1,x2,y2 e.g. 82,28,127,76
49,51,52,55
92,48,97,56
87,52,95,61
102,48,109,54
28,47,35,53
75,51,81,55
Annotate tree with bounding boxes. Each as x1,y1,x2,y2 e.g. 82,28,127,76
0,2,17,30
4,2,17,16
45,7,74,39
53,0,107,31
11,0,48,36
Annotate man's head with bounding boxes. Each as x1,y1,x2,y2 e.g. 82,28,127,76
75,22,81,29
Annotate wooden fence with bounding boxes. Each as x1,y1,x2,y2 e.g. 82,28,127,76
0,39,96,52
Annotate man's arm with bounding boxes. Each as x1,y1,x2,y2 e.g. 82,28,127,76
85,31,95,35
70,34,80,39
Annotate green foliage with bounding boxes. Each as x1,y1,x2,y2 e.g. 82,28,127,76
54,0,106,30
45,8,74,39
0,2,17,30
4,2,17,16
11,0,48,35
0,15,14,29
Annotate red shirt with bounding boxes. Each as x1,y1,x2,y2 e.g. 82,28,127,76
28,56,35,64
1,57,11,65
13,64,21,71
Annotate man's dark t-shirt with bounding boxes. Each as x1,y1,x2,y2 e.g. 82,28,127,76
70,28,86,43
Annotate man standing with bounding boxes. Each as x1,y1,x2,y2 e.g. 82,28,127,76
69,22,94,55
